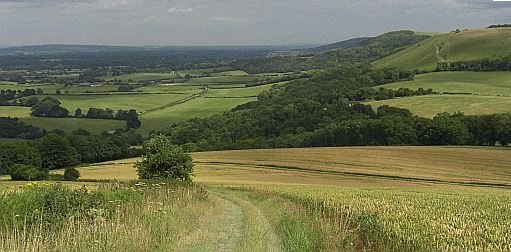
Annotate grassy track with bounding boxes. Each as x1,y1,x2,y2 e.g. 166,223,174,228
365,94,511,117
374,28,511,71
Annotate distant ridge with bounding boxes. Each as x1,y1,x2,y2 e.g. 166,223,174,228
306,37,371,53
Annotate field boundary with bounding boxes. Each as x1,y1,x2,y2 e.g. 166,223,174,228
141,88,209,114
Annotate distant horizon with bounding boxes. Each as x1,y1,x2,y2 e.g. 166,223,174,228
2,0,510,46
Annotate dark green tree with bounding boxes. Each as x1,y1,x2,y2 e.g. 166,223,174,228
136,135,193,180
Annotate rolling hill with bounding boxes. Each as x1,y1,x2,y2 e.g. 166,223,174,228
373,28,511,71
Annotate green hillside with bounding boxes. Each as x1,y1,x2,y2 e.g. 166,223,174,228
377,71,511,96
373,28,511,71
365,95,511,118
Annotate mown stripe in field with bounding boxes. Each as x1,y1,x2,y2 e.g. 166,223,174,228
197,161,511,189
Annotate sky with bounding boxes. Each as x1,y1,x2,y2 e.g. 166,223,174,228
1,0,511,46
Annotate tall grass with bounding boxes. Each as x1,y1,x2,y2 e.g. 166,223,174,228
0,181,212,251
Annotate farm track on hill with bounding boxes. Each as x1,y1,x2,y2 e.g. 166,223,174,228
177,189,281,251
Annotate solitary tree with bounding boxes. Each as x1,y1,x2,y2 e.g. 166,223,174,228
136,135,193,180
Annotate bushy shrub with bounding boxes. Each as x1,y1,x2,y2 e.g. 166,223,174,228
9,164,49,181
63,167,80,181
136,135,194,181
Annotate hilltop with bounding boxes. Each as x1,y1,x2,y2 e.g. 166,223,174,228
373,28,511,71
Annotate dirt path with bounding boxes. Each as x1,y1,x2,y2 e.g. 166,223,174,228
175,189,281,251
434,43,446,63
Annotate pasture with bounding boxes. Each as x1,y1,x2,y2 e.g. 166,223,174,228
374,28,511,71
365,94,511,118
105,72,178,82
35,93,195,113
138,96,256,134
378,71,511,96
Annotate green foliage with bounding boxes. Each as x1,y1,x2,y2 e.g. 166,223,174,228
0,142,42,175
9,164,49,181
31,97,69,118
136,135,194,181
40,134,80,169
0,183,141,232
63,167,80,181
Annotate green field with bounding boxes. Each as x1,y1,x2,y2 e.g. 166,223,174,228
377,71,511,96
133,85,202,94
372,71,511,117
60,84,121,94
204,84,274,98
374,28,511,71
209,70,248,77
0,106,32,118
36,93,194,113
139,96,256,134
366,94,511,118
105,72,178,82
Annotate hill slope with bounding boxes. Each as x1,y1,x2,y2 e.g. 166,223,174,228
373,28,511,71
305,37,370,53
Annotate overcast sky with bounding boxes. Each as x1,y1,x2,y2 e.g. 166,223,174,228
1,0,511,46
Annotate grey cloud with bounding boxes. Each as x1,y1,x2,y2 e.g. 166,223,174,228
1,0,511,46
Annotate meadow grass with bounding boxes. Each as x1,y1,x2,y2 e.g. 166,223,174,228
132,85,202,94
34,93,192,112
138,96,256,135
203,85,273,98
60,84,120,94
0,106,31,118
0,181,221,252
376,71,511,96
374,28,511,71
105,72,178,82
365,94,511,117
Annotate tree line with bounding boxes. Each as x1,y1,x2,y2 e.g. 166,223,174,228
0,117,46,139
28,97,141,129
0,132,143,177
0,88,44,105
161,64,511,151
436,56,511,72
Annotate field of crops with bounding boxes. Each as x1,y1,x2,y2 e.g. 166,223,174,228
365,94,511,118
1,146,510,250
250,184,511,251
